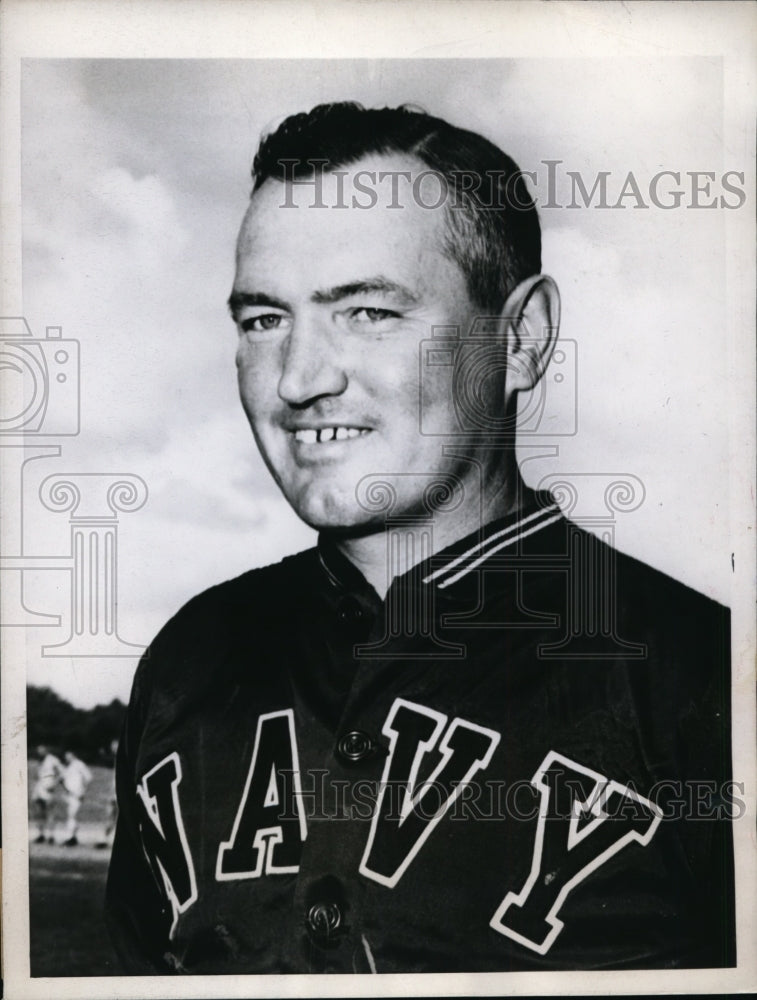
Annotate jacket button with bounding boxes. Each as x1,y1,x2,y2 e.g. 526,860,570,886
336,730,374,763
337,596,363,623
306,901,342,944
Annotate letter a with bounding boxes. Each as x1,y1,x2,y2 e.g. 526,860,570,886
490,751,662,954
216,709,307,880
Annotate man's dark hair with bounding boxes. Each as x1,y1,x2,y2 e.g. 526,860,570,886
251,102,541,313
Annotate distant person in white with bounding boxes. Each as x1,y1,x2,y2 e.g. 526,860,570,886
97,739,119,850
31,745,64,844
61,750,92,846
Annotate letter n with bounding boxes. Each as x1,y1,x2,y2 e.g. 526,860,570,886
216,709,307,880
490,751,662,954
137,752,198,938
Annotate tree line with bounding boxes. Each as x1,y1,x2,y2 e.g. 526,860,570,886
27,685,126,766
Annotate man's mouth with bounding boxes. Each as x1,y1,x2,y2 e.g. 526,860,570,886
293,427,371,444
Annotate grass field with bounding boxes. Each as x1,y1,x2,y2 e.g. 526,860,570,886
28,761,122,976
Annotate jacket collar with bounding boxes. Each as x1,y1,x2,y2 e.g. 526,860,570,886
317,490,562,599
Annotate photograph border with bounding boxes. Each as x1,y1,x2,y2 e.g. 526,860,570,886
2,2,755,997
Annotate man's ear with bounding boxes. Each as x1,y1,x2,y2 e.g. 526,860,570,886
502,274,561,394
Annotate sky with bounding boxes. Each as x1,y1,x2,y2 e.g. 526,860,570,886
13,56,739,708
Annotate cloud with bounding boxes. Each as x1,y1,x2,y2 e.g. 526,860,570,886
92,166,189,249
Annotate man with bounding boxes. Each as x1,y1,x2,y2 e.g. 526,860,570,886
30,745,63,844
60,749,93,846
106,103,734,974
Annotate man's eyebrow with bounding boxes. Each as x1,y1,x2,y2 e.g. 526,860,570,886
227,290,290,316
310,278,420,306
228,278,420,317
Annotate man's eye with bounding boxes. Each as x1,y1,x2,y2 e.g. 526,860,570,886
350,307,399,323
241,314,285,333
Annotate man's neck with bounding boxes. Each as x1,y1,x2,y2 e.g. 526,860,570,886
333,475,533,599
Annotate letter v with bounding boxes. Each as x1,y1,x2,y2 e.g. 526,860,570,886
490,750,662,954
360,698,500,887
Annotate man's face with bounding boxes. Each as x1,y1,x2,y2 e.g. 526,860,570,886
232,153,504,532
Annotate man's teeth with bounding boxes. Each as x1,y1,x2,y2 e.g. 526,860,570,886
294,427,366,444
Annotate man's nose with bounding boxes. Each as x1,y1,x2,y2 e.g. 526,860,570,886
277,320,348,405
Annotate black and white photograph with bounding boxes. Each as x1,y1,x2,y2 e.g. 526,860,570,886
1,1,755,997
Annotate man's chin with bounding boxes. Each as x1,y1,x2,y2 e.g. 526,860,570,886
286,493,385,537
